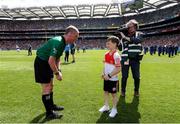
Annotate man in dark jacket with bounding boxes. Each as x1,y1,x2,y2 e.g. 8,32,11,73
119,19,144,97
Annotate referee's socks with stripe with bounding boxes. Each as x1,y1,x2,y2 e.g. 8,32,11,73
42,94,62,119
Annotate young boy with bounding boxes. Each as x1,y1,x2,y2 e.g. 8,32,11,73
99,36,121,118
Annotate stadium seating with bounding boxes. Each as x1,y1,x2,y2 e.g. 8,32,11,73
0,4,179,50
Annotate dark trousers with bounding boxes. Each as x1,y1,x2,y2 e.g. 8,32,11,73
28,50,32,56
121,59,140,93
168,51,171,58
158,51,161,56
175,50,177,55
64,51,69,62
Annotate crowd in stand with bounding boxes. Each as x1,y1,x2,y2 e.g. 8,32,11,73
142,34,180,47
0,39,106,50
0,4,179,31
142,25,180,34
76,39,106,49
143,34,180,57
0,4,179,52
0,40,45,50
0,34,179,53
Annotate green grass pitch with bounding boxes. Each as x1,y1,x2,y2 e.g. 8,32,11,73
0,50,180,123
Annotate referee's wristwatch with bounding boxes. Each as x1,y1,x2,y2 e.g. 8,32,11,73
108,74,112,78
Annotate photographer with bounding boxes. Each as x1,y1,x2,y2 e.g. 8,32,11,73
119,19,144,97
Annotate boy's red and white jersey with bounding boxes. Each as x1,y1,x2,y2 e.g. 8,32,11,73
104,50,121,81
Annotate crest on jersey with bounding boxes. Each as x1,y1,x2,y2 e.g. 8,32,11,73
53,48,57,54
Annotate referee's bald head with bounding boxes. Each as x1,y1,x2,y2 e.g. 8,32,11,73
65,25,79,34
64,25,79,43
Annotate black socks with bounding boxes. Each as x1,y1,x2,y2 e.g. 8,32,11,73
42,94,52,115
50,92,54,106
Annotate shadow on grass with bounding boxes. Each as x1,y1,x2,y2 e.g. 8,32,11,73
29,113,45,123
29,112,62,123
96,96,141,123
61,62,72,65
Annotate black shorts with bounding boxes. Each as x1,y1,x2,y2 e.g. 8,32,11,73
71,49,75,55
34,56,53,84
104,80,119,93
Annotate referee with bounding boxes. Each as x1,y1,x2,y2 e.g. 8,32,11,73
34,25,79,119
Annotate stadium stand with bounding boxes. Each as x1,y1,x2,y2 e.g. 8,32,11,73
0,2,180,50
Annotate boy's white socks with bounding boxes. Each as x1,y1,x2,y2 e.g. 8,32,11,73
99,105,110,113
109,107,118,118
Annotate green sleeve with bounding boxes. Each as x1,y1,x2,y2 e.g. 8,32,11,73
50,40,59,57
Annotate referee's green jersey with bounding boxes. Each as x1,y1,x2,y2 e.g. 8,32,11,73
37,36,66,61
